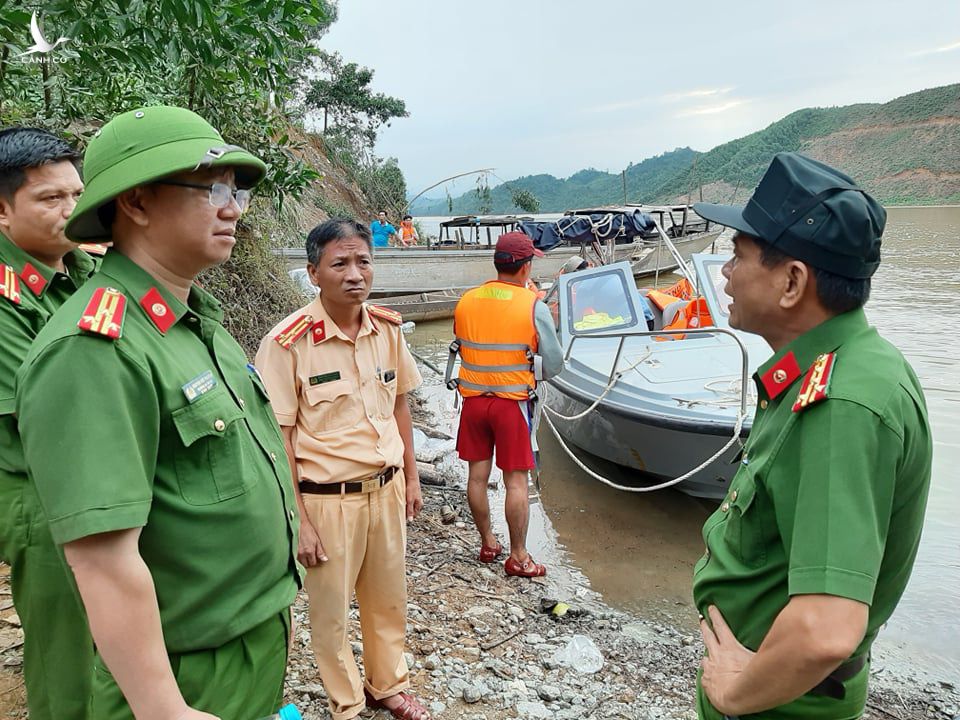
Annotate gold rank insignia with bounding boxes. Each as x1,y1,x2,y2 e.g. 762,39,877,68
77,287,126,339
76,242,108,257
275,314,312,349
792,353,836,413
1,265,22,305
367,304,402,326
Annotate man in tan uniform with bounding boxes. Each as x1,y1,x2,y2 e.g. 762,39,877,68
256,218,430,720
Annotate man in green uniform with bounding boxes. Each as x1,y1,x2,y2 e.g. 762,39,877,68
690,153,932,719
0,128,95,720
15,106,301,720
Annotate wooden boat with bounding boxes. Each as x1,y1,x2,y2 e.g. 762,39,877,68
377,289,461,322
287,270,461,323
277,207,719,294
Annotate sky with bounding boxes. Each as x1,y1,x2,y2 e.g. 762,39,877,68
320,0,960,199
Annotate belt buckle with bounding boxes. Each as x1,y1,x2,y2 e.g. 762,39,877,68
361,476,379,493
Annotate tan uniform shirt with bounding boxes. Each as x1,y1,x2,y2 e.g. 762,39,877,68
256,297,422,484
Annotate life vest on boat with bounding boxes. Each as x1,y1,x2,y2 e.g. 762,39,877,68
658,297,714,341
646,277,696,311
449,280,539,400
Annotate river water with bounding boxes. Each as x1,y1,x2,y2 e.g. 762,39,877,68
405,207,960,685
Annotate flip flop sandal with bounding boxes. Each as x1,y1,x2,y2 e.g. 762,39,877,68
504,555,547,578
364,689,432,720
478,541,504,563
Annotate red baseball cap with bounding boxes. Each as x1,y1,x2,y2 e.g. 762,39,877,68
494,231,544,262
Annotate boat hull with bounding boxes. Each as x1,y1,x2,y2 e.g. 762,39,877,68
541,377,744,501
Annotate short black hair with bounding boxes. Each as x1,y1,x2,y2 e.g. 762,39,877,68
306,218,372,265
494,255,532,275
754,236,870,314
0,128,81,203
403,214,412,221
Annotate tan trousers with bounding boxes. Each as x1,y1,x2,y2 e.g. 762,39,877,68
302,472,410,720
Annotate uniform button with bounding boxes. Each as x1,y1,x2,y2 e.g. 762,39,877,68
721,502,730,512
288,509,295,522
705,547,711,558
270,452,277,462
213,419,226,432
760,399,768,409
238,398,245,408
730,489,738,502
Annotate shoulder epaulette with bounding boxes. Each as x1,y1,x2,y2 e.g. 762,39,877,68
792,353,836,413
76,242,108,257
274,314,313,349
1,265,22,305
367,304,403,326
77,287,126,339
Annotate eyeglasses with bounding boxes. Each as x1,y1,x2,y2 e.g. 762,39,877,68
154,181,251,213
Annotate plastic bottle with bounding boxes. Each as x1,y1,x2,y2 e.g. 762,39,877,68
256,704,302,720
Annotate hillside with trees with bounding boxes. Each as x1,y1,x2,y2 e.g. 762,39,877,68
0,0,410,352
413,83,960,215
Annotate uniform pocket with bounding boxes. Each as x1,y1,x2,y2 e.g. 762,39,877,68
375,374,398,418
171,387,247,505
722,471,766,568
302,379,361,434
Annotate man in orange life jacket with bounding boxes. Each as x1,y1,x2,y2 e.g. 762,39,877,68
446,232,563,577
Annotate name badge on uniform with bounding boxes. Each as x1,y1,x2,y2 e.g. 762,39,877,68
383,369,396,383
309,371,341,386
182,370,217,403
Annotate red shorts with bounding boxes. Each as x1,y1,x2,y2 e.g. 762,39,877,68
456,396,535,471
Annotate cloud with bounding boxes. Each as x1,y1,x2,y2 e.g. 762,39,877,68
908,39,960,56
676,100,746,117
661,87,734,103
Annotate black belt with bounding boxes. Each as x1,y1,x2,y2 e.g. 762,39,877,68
809,654,868,700
299,466,398,495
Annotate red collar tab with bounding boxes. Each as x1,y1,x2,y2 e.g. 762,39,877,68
793,353,836,413
311,320,326,344
139,288,176,334
367,304,403,326
77,287,126,339
19,262,48,296
759,351,801,399
1,265,22,305
275,314,313,350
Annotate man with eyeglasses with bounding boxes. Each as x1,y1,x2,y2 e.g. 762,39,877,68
14,106,301,720
0,127,96,720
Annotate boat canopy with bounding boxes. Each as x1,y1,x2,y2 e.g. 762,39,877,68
520,209,656,252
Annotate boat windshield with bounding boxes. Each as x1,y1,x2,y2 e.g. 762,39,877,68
691,254,734,325
565,268,639,335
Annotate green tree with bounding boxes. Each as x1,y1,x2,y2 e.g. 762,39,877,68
0,0,336,208
510,188,540,213
305,50,407,148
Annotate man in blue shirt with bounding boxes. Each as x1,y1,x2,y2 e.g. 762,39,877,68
370,211,396,248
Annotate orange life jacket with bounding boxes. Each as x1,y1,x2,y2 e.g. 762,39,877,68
453,280,538,399
658,297,714,340
400,221,416,240
646,277,696,311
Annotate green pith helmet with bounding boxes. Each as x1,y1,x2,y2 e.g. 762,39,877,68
66,105,267,242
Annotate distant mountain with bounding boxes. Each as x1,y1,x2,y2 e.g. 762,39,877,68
410,83,960,215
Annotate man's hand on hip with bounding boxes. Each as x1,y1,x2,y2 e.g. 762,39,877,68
699,605,755,715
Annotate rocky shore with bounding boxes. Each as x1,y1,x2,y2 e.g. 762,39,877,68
0,377,957,719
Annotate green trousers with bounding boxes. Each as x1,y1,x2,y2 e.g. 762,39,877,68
0,474,93,720
92,611,290,720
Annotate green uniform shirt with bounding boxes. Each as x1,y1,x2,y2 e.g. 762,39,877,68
14,250,301,653
692,309,932,719
0,233,96,479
